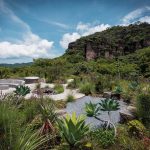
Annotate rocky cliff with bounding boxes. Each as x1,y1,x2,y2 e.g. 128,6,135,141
66,23,150,60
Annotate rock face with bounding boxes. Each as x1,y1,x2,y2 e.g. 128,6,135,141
67,23,150,60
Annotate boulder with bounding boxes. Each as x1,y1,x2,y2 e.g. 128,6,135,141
103,92,112,98
119,110,136,123
127,106,137,114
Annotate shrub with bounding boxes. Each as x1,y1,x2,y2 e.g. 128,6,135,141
128,120,146,138
66,94,75,102
79,82,95,95
122,92,132,103
54,84,64,94
67,80,77,89
22,100,40,123
136,93,150,125
117,125,146,150
91,129,115,148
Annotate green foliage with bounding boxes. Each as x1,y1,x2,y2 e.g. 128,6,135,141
57,112,89,148
0,67,10,79
136,93,150,125
14,85,31,97
54,84,64,94
79,82,95,95
99,98,120,112
127,120,146,138
0,102,21,149
85,101,100,117
117,125,146,150
22,100,40,123
91,128,115,148
113,85,123,94
66,94,75,102
39,99,58,133
14,128,47,150
128,81,139,91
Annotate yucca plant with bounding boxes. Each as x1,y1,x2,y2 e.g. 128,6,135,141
14,85,30,97
39,100,58,134
57,112,89,149
14,128,48,150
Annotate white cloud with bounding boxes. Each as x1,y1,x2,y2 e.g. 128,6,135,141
50,21,69,29
0,34,54,58
60,22,110,49
60,32,80,49
82,24,110,36
76,22,89,32
0,0,55,59
122,6,150,24
139,16,150,23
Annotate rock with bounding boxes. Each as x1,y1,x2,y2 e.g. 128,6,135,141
127,106,137,114
111,93,121,100
119,110,135,123
103,92,112,98
85,42,97,60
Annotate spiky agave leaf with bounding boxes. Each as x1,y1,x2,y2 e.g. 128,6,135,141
57,112,89,147
85,101,100,117
99,98,120,112
14,85,30,97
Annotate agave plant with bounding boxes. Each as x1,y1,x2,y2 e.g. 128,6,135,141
113,85,123,94
84,99,120,137
57,112,89,149
14,85,30,97
85,101,100,117
99,98,120,112
99,98,120,136
128,81,139,91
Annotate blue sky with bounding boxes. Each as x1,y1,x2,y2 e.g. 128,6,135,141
0,0,150,64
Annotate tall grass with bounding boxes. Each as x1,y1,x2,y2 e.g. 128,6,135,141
79,82,95,95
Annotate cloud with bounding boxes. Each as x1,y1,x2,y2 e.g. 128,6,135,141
50,21,69,29
0,34,54,58
122,6,150,24
60,32,80,49
76,22,89,32
139,16,150,23
60,22,110,49
0,0,55,59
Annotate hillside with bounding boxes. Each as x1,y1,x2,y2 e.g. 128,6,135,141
66,23,150,60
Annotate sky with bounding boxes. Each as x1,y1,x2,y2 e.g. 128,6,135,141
0,0,150,64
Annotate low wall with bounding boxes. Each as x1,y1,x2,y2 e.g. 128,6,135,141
0,79,25,88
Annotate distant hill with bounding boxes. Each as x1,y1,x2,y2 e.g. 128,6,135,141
0,62,33,68
66,23,150,61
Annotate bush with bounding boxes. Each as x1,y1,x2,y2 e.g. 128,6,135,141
117,125,146,150
79,82,95,95
66,94,75,102
91,128,115,148
136,93,150,125
128,120,146,138
67,79,78,89
54,84,64,94
22,100,40,123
